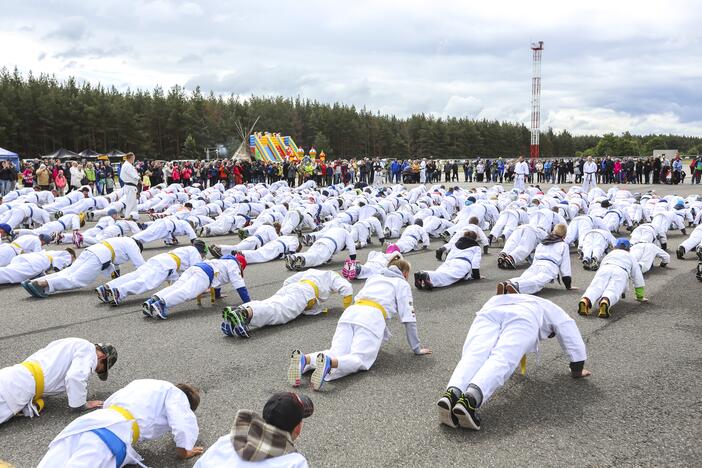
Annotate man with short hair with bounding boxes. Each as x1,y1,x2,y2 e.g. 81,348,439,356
120,152,140,219
0,338,117,424
195,392,313,467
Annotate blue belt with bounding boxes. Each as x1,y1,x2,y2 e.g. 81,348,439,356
97,225,104,230
320,236,338,252
195,262,215,286
58,220,66,229
167,219,176,234
254,234,265,246
28,206,34,218
117,224,124,236
276,239,289,255
406,233,420,242
454,257,473,267
90,427,127,467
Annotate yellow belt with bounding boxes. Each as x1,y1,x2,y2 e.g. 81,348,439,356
167,253,182,270
11,242,23,254
109,405,140,445
46,254,54,268
20,361,45,413
520,355,527,376
354,299,388,319
101,241,116,262
300,280,320,310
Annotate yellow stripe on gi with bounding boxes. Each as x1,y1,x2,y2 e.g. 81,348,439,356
101,241,116,262
354,299,388,319
20,361,45,413
300,279,320,310
109,405,140,445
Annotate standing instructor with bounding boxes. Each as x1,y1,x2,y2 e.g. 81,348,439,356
120,152,140,219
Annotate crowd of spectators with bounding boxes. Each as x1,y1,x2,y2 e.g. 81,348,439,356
1,153,701,197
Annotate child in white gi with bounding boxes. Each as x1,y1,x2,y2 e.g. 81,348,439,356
437,294,589,430
195,392,313,468
415,232,482,290
0,233,49,267
288,259,431,391
280,208,317,235
0,248,74,284
144,254,250,319
239,235,301,264
676,224,702,260
579,239,647,318
392,219,430,253
132,216,197,246
0,339,117,424
341,244,403,281
285,226,355,271
501,224,575,295
21,237,145,298
37,379,203,467
631,241,670,274
498,224,546,269
97,241,208,306
221,269,353,338
580,228,616,270
210,223,280,258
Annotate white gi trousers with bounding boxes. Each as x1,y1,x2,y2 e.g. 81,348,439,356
582,173,596,192
426,258,473,287
107,262,170,299
204,217,240,236
514,174,526,191
582,265,628,306
0,258,45,284
0,248,19,268
564,218,590,245
503,228,542,264
358,256,388,279
280,211,315,235
490,213,518,240
37,431,117,468
0,399,14,424
122,185,138,219
240,244,284,264
395,236,419,253
510,262,558,294
248,283,310,328
156,267,210,307
447,308,538,402
680,227,702,253
581,234,609,261
220,237,260,255
133,221,172,244
383,215,404,238
297,242,334,268
44,253,103,293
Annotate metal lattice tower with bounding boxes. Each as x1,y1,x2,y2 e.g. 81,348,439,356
530,41,544,159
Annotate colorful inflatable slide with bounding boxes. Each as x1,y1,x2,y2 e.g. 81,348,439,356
249,132,300,162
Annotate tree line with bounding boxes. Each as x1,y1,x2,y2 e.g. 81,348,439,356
1,67,701,161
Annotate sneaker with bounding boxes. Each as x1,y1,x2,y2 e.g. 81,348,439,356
311,353,332,391
294,255,306,271
676,246,685,260
578,298,590,316
496,282,506,295
341,258,354,278
222,306,251,338
497,257,505,269
150,299,169,320
285,255,295,271
504,281,519,294
435,247,446,261
346,260,358,280
598,299,610,318
696,245,702,261
423,273,434,290
504,255,516,269
142,297,156,318
237,228,248,240
95,285,109,304
437,389,460,428
414,272,424,289
287,350,305,388
73,231,84,248
696,262,702,281
440,231,452,243
452,394,481,430
209,245,223,259
487,234,494,245
109,287,122,306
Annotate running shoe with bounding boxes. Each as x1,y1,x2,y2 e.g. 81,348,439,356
452,394,481,430
437,388,460,428
311,353,332,391
222,306,250,338
287,349,305,388
95,285,109,304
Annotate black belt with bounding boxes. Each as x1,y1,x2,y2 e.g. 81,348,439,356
124,183,137,187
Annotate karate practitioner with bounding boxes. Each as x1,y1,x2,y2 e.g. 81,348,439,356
582,156,598,192
37,379,203,467
580,228,616,270
497,224,546,269
0,203,50,229
119,152,140,219
0,248,75,285
499,224,574,295
564,214,607,246
221,269,353,338
676,223,702,260
288,259,432,391
631,241,670,274
285,226,355,271
239,235,302,264
488,206,528,245
0,233,49,267
132,216,197,246
97,240,208,306
414,232,482,290
579,239,647,318
0,338,117,424
144,254,250,320
341,244,403,281
513,157,530,191
210,223,280,258
437,294,589,430
280,208,318,235
21,237,145,298
392,219,431,253
198,213,250,237
194,392,313,468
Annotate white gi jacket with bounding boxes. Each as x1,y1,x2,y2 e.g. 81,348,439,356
282,269,353,315
195,435,308,467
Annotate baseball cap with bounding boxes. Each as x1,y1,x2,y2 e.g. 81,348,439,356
95,343,118,381
263,392,314,433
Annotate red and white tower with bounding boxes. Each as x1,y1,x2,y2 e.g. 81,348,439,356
530,41,544,159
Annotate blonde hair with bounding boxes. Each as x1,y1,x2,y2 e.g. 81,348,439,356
388,258,411,275
553,223,567,238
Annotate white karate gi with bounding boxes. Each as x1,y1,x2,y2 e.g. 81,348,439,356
0,203,49,229
580,229,616,263
357,251,401,279
651,211,688,246
426,245,481,287
106,246,202,301
395,224,430,253
510,240,571,294
351,217,383,247
156,258,246,307
38,379,199,468
41,237,145,294
304,266,417,381
631,242,670,274
529,208,566,233
0,235,42,267
133,218,196,244
582,249,645,307
0,250,72,284
194,434,309,468
202,214,249,236
501,225,546,265
422,216,454,237
240,236,299,264
120,160,140,218
62,197,109,215
582,161,598,192
445,224,489,250
295,227,355,268
630,223,662,246
514,161,530,191
446,295,587,402
679,224,702,255
14,214,81,238
280,209,317,235
490,209,528,241
601,208,631,232
564,215,607,246
247,269,352,329
220,225,278,255
383,211,413,238
0,338,98,424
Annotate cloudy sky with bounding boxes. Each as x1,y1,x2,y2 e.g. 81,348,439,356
3,0,702,136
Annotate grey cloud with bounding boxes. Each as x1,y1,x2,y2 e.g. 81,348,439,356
43,17,89,41
177,54,203,65
53,43,136,60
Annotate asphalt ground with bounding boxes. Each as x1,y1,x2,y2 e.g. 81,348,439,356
1,181,701,467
